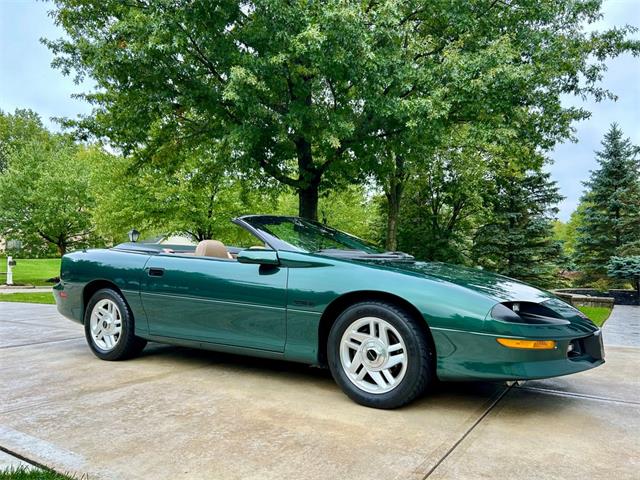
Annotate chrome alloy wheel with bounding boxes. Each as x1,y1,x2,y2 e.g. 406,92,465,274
339,316,408,394
89,299,122,351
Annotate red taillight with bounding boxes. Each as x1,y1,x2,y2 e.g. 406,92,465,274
60,291,68,298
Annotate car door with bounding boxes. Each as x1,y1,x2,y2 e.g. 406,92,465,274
140,253,287,352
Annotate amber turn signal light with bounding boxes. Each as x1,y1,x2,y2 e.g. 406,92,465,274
497,338,556,350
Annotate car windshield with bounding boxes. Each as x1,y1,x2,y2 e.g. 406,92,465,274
241,216,383,254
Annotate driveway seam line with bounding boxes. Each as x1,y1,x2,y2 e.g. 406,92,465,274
0,337,83,350
421,384,513,479
0,319,74,327
1,322,80,331
515,385,640,406
0,444,58,474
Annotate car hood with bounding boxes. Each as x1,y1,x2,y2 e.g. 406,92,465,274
366,260,556,304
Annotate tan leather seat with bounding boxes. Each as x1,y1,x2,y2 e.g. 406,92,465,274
194,240,233,260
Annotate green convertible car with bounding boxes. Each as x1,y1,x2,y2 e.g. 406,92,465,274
54,215,604,409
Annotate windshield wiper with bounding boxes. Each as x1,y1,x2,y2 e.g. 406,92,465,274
314,249,415,261
380,251,414,259
315,248,365,255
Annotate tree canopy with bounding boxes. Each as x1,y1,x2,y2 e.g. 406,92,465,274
396,140,486,263
0,109,50,173
0,136,96,255
45,0,639,221
88,144,279,244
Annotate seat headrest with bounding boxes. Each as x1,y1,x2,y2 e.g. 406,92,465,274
194,240,231,259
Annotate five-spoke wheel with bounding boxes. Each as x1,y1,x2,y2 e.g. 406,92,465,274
328,301,433,409
340,316,407,394
89,299,122,351
84,288,147,361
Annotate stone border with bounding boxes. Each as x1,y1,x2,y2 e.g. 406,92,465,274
555,288,639,306
552,290,614,308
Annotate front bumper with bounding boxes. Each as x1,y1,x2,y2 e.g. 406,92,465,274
432,327,605,382
567,330,605,363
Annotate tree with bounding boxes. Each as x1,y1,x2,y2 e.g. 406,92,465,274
472,167,564,287
607,256,640,298
45,1,638,220
575,124,640,277
90,147,279,245
377,145,408,252
396,144,486,263
0,138,95,255
0,109,50,173
553,206,586,259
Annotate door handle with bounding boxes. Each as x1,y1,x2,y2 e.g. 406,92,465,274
148,267,165,277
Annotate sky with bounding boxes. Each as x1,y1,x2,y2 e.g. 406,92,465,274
547,1,640,220
0,0,639,221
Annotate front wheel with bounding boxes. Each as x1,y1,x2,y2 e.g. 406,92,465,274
327,301,433,409
84,288,147,361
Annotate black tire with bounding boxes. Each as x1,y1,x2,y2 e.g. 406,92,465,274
327,301,433,409
84,288,147,361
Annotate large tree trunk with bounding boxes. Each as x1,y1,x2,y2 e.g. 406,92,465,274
299,182,319,221
295,133,320,221
385,191,400,251
384,154,405,251
57,242,67,256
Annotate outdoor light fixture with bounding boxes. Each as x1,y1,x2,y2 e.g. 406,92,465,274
128,228,140,243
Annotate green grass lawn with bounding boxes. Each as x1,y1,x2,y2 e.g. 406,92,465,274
0,466,78,480
577,305,612,327
0,292,56,304
2,258,61,286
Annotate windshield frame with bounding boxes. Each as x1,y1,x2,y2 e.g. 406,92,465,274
232,215,383,254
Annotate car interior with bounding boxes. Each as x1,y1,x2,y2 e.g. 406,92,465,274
160,239,270,260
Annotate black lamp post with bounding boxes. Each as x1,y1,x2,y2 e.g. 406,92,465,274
128,228,140,243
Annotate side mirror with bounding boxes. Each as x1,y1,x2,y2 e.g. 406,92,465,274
237,249,279,266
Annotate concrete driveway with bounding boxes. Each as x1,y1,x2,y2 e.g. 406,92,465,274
1,302,638,480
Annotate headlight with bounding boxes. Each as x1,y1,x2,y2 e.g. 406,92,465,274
491,302,570,326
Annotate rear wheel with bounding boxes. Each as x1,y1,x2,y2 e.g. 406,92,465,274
327,301,433,409
84,288,146,361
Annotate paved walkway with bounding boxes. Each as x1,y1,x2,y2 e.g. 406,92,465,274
0,302,638,479
603,304,640,347
0,287,52,294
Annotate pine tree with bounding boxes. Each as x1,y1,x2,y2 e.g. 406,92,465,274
575,124,640,278
472,169,564,287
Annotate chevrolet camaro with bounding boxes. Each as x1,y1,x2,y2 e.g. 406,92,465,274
54,215,604,408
